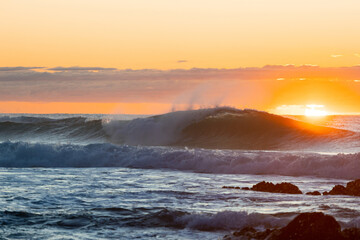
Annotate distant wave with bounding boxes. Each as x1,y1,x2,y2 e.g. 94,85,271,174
1,141,360,179
0,107,357,150
0,117,106,144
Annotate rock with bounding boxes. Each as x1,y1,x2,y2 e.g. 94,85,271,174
328,185,347,195
223,212,360,240
326,179,360,196
222,186,247,190
345,179,360,196
227,227,277,240
306,191,321,195
241,187,250,190
342,228,360,240
250,181,302,194
232,227,256,237
272,212,344,240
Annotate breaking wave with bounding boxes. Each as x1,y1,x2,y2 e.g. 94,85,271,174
0,116,106,144
0,208,290,231
0,107,358,150
1,141,360,179
104,107,356,150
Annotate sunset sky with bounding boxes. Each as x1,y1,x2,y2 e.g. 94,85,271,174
1,0,360,114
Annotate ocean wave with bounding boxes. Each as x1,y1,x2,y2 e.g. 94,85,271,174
0,117,106,144
0,107,357,150
1,141,360,179
103,107,355,150
0,208,289,231
137,209,289,231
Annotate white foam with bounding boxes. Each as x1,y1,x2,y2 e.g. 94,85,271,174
173,211,289,230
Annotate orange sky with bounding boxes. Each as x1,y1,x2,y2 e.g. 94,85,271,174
1,1,360,114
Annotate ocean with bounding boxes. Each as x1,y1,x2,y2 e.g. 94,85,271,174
1,107,360,239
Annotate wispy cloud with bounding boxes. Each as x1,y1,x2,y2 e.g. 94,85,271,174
0,67,44,71
1,65,360,104
48,66,117,71
331,54,343,58
177,60,188,63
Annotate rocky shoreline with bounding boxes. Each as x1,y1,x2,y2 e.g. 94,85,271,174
223,212,360,240
223,179,360,196
222,179,360,239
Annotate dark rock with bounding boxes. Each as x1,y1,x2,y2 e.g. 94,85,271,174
342,228,360,240
345,179,360,196
232,227,256,237
257,228,278,239
328,185,347,195
326,179,360,196
230,227,276,240
223,212,360,240
306,191,321,195
241,187,250,190
251,181,302,194
272,212,344,240
222,186,246,190
323,191,329,195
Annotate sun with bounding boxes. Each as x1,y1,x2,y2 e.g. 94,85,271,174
304,105,328,117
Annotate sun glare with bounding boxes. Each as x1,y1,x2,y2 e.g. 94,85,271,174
304,105,328,117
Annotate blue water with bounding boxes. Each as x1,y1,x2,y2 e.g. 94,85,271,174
2,168,360,240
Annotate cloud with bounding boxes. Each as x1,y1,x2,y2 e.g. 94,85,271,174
331,54,343,58
355,53,360,58
47,66,117,71
0,67,44,71
1,65,360,104
177,60,188,63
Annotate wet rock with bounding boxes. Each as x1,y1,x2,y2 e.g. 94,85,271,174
345,179,360,196
250,181,302,194
232,227,257,238
222,186,246,190
272,212,344,240
241,187,250,190
326,179,360,196
226,227,277,240
306,191,321,195
224,212,360,240
342,228,360,240
328,185,347,195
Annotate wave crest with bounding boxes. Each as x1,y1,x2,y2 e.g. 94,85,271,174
104,107,354,150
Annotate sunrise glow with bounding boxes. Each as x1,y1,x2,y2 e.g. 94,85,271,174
1,0,360,115
304,105,328,117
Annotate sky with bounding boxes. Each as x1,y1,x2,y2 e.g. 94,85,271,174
1,0,360,114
